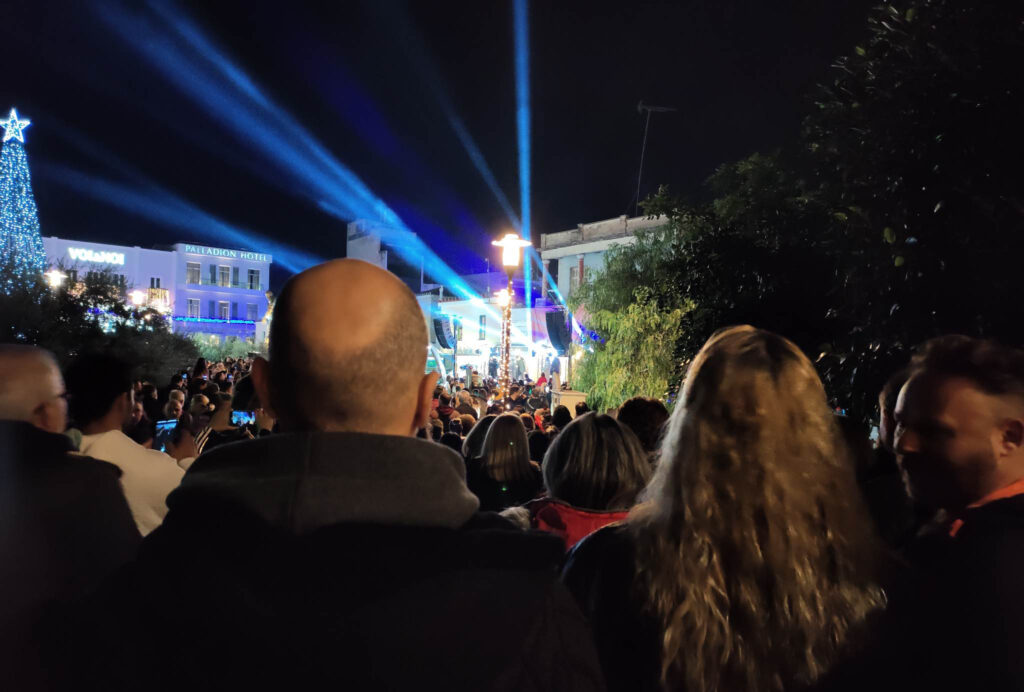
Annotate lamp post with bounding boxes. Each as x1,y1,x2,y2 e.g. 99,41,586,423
492,233,531,397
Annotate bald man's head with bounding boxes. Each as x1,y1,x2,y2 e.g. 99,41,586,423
0,345,68,434
256,259,433,434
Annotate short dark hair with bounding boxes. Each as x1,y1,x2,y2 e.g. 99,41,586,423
65,353,133,427
616,397,670,454
527,429,550,463
552,405,573,430
879,367,910,415
910,335,1024,401
543,412,651,511
575,402,590,415
232,374,259,411
439,432,463,454
520,413,535,431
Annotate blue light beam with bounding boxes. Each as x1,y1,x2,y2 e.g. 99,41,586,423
95,1,482,309
37,162,323,274
514,0,532,313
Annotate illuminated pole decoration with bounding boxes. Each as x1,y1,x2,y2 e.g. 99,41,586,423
0,108,47,293
492,233,531,397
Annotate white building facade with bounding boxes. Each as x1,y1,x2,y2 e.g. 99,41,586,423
43,236,272,341
539,214,667,301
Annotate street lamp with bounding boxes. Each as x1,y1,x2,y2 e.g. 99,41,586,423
129,290,147,307
492,233,531,396
44,269,66,290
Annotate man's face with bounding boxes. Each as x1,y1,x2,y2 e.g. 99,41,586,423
895,374,1004,510
170,401,183,419
131,401,144,424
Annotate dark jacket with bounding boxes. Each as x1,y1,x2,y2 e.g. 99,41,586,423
561,525,663,692
82,432,605,691
565,525,891,692
466,455,544,512
856,494,1024,692
456,401,478,418
0,421,140,691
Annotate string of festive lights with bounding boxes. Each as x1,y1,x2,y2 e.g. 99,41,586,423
0,108,47,293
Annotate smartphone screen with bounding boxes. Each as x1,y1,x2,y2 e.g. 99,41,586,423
231,410,256,426
154,419,177,452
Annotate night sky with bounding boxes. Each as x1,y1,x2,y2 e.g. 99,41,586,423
0,0,874,287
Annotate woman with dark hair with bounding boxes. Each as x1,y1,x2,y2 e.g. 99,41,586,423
562,326,886,692
551,405,573,432
465,414,542,511
526,412,651,550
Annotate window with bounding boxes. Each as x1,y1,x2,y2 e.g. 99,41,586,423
150,276,161,289
208,265,216,285
569,265,581,294
187,299,200,318
218,301,230,320
246,303,258,321
455,319,463,341
231,302,238,320
218,265,230,287
478,315,486,340
248,269,260,290
208,300,215,318
186,262,200,285
232,267,239,287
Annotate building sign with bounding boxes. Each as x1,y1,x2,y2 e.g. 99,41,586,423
68,247,125,265
182,244,272,263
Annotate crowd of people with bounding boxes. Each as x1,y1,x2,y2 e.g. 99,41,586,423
3,257,1024,690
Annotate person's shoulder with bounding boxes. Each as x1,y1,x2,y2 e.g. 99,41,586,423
455,511,566,570
562,523,635,584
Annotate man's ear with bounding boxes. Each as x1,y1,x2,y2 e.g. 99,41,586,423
251,357,277,419
412,371,439,435
1001,418,1024,457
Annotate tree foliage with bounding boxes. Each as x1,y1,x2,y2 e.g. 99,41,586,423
573,287,687,412
0,262,198,384
574,0,1024,421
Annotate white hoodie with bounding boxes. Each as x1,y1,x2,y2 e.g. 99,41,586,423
78,430,190,536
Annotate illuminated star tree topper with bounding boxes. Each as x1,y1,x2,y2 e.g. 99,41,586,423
0,106,47,293
0,108,31,143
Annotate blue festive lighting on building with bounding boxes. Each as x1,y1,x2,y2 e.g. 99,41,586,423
96,2,478,305
514,0,532,312
173,316,256,325
0,107,47,293
39,163,323,275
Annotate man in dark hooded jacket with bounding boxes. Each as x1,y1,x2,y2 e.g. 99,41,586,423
85,259,604,691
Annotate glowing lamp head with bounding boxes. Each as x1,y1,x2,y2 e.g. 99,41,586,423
492,233,532,269
129,290,147,306
495,288,511,307
44,270,66,289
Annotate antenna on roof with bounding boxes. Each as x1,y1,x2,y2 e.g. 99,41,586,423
633,101,677,217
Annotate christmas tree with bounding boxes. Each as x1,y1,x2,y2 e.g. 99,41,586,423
0,108,46,293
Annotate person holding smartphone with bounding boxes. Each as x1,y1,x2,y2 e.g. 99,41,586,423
194,392,253,455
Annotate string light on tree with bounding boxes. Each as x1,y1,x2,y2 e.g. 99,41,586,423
0,107,47,293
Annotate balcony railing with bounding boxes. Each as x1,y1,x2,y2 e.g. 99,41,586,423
185,279,266,291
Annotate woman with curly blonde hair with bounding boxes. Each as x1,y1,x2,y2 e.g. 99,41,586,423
562,326,886,691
